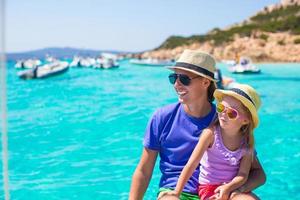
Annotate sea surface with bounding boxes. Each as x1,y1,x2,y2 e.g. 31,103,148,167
0,60,300,200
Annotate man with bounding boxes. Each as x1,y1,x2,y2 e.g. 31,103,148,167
129,50,266,200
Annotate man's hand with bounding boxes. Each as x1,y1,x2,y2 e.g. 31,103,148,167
157,191,180,200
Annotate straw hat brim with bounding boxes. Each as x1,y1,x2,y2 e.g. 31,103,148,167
167,66,218,82
214,89,259,127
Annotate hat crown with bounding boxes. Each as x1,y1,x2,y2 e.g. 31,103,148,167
238,84,261,110
177,50,216,74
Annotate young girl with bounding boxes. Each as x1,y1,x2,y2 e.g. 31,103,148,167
162,83,261,200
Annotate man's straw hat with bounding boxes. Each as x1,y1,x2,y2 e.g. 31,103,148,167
168,49,217,81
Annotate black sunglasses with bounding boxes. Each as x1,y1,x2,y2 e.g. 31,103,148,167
168,73,201,86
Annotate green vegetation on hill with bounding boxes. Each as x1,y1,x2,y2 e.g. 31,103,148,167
252,5,300,34
156,35,206,49
157,5,300,49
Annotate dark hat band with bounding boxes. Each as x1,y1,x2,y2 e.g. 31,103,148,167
230,88,255,106
175,62,215,79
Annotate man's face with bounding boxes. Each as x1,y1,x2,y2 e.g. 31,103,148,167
171,69,208,104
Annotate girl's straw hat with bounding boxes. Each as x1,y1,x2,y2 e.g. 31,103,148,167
168,49,217,81
214,84,261,127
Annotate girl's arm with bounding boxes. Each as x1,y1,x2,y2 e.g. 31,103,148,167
173,128,214,196
214,150,253,199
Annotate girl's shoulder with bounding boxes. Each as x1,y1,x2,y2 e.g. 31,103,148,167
203,124,218,135
201,126,216,147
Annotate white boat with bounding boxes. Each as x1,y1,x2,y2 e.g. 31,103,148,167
221,59,236,65
101,53,118,60
15,59,42,69
69,56,81,67
94,58,119,69
18,61,69,79
129,58,175,66
92,53,119,69
228,57,261,74
77,57,96,67
69,54,120,69
45,55,57,63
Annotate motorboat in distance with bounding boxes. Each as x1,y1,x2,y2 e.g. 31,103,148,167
18,61,69,79
228,57,261,74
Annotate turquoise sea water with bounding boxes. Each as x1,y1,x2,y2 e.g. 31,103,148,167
1,60,300,199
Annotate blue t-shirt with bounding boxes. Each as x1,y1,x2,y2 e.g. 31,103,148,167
143,102,216,194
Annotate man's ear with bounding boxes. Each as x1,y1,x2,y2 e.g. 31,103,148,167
202,78,211,88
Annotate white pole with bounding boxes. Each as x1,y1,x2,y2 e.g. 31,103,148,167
0,0,10,199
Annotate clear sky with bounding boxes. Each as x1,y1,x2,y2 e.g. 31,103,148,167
6,0,279,53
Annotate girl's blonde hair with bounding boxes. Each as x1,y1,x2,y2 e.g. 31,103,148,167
240,104,255,150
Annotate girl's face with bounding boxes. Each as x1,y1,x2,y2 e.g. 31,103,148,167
172,69,210,104
217,96,250,130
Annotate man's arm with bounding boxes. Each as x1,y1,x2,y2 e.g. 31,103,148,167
238,155,266,193
129,148,158,200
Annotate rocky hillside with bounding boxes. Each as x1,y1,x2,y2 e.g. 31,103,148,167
141,0,300,62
